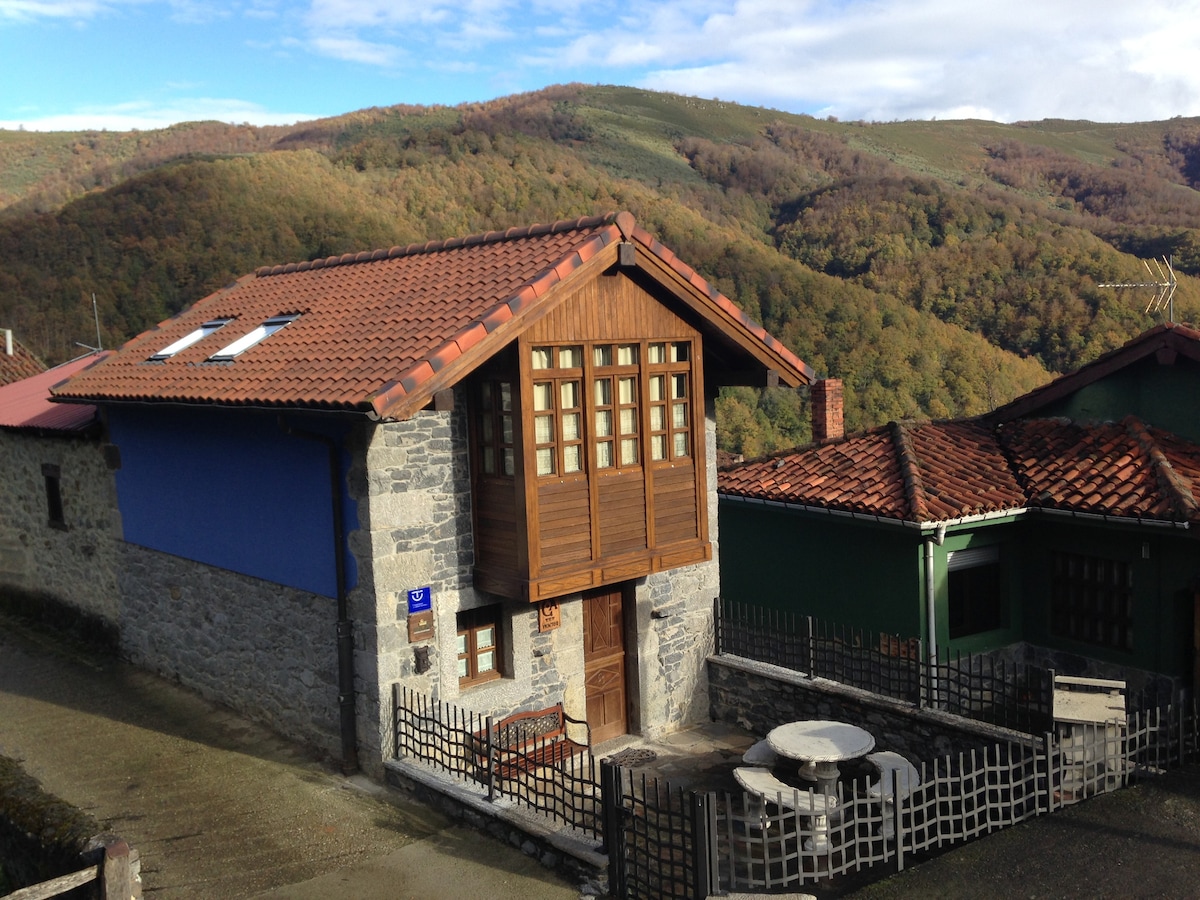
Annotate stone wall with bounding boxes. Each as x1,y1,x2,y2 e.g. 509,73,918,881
0,431,121,627
353,395,723,771
709,655,1034,763
350,398,479,773
119,543,342,761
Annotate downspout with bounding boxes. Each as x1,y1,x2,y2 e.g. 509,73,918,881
280,417,359,774
925,522,946,707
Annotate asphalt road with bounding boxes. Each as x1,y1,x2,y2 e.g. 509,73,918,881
0,612,582,898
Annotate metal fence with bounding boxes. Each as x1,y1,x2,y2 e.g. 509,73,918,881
393,683,1200,898
715,598,1056,733
392,685,602,837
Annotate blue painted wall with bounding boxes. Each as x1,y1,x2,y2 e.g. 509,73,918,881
107,405,357,598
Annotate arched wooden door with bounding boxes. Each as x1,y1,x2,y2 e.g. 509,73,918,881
584,585,629,744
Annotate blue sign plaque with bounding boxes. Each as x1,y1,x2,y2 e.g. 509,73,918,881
407,586,432,613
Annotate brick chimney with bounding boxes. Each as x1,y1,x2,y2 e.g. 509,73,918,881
811,378,844,442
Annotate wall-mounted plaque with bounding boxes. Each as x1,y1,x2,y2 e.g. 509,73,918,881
539,599,561,632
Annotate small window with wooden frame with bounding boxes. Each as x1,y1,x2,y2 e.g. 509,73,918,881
457,605,503,688
531,345,585,477
476,379,515,477
647,341,692,463
592,343,641,470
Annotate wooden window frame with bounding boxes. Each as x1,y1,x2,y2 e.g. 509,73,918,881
475,378,516,477
457,605,503,688
646,341,693,465
1051,550,1134,653
529,340,694,479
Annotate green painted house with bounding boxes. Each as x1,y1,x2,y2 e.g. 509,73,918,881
719,324,1200,692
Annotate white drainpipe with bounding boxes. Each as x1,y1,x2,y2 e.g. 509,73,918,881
3,329,11,356
924,523,946,707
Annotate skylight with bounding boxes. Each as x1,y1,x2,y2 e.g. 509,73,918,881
149,318,234,360
207,314,299,361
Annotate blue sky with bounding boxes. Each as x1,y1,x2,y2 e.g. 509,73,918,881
2,0,1199,132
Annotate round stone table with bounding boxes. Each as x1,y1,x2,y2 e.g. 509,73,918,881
767,720,876,795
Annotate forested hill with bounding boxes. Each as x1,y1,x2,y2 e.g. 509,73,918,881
2,84,1199,455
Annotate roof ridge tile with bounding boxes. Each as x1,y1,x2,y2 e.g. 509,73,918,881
1124,415,1200,521
890,421,931,522
255,213,619,278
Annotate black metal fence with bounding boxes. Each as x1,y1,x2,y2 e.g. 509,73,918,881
392,685,602,837
715,597,1056,733
393,683,1200,897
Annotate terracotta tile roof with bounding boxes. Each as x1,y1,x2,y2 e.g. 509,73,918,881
0,336,47,386
1001,416,1200,521
720,420,1024,523
720,416,1200,526
0,353,108,433
53,212,812,420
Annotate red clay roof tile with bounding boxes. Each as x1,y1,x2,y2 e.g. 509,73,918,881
53,213,812,420
0,337,47,386
721,415,1200,526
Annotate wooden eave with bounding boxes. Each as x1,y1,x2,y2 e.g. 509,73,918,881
987,323,1200,424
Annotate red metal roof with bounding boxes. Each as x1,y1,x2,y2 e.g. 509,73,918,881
720,416,1200,526
0,353,108,433
53,213,813,420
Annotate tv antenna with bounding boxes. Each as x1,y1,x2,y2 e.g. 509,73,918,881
75,293,103,353
1100,256,1177,323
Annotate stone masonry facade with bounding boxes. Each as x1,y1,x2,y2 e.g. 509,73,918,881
118,544,343,760
351,392,722,772
0,430,122,630
1,389,720,778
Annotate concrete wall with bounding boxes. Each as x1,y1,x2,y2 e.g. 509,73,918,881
0,430,121,628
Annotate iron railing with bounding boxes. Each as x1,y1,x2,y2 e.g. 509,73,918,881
393,685,1200,897
715,597,1055,733
393,685,602,837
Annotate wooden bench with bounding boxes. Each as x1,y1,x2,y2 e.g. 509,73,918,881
474,703,590,780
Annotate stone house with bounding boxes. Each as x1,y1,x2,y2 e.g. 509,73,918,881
720,323,1200,694
49,212,813,774
0,351,121,636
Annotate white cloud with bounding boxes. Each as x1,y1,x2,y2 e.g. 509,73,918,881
309,34,400,66
0,0,113,20
0,97,320,131
527,0,1200,122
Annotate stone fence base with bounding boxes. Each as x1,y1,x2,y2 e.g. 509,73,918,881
708,653,1034,761
383,757,607,896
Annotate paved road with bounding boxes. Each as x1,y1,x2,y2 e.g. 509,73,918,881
0,613,581,898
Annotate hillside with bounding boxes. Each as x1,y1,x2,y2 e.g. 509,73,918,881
1,84,1198,453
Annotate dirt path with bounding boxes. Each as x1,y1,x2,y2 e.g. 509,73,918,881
0,613,579,898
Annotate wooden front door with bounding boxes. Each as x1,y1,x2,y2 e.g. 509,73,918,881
584,586,629,744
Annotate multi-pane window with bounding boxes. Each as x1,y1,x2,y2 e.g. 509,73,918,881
1051,551,1134,652
592,343,640,470
647,342,691,462
530,340,692,478
477,380,515,476
532,346,584,477
457,605,502,687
